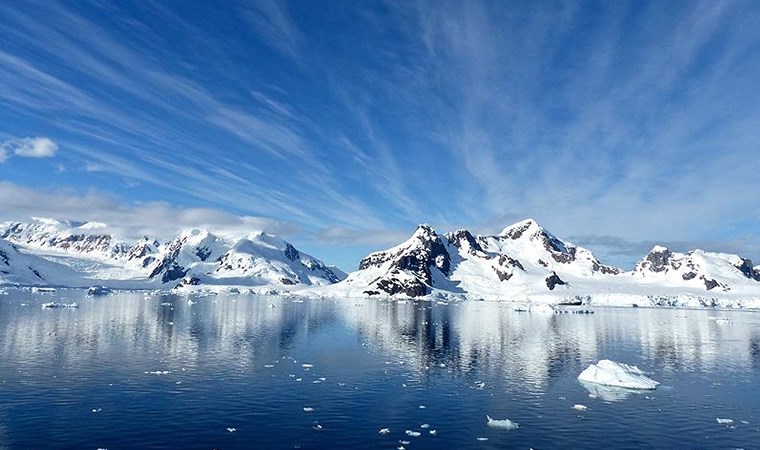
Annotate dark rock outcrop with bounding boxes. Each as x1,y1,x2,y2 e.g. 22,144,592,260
546,272,566,290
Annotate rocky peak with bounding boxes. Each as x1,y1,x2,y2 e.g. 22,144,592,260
499,218,541,240
638,246,673,273
446,229,483,254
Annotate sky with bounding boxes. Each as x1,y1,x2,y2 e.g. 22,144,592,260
1,0,760,272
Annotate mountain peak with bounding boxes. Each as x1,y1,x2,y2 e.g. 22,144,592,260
499,218,543,239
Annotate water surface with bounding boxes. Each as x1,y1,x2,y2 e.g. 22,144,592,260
1,289,759,449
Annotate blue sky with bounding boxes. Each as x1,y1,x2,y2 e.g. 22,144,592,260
1,0,760,271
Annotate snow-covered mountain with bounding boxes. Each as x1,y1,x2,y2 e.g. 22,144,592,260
150,229,344,287
334,219,621,298
0,237,84,286
0,219,344,289
632,246,760,292
323,219,760,301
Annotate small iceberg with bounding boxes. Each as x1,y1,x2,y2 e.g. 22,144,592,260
716,418,734,425
486,415,519,430
41,302,78,309
87,285,113,296
572,404,587,411
578,360,659,390
405,430,421,437
378,428,390,435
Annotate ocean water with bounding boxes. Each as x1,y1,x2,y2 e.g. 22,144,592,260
1,289,759,449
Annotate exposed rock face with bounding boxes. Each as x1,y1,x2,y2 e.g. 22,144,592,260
546,272,566,290
638,246,673,273
735,258,760,281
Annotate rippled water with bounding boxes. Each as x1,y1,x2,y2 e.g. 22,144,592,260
1,289,759,449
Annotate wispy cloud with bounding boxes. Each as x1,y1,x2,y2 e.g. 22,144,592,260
240,0,304,61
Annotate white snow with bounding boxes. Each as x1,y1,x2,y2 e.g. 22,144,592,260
577,360,659,390
486,415,519,430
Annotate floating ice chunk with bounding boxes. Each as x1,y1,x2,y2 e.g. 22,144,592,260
429,429,437,436
145,370,171,375
397,446,405,450
572,404,587,411
419,405,426,409
41,302,78,309
486,415,519,430
92,408,102,413
420,423,430,429
264,364,274,368
578,360,659,390
303,407,315,412
302,364,314,368
717,418,734,425
405,430,421,437
476,437,489,441
227,427,236,432
187,299,197,305
312,421,323,431
714,318,732,325
474,381,485,389
87,285,113,297
378,428,390,435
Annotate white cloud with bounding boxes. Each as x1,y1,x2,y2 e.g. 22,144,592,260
0,182,299,242
0,136,58,160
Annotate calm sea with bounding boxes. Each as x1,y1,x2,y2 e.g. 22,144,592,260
1,289,759,449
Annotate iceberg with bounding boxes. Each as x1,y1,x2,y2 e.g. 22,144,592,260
578,359,659,390
486,415,519,430
87,285,113,296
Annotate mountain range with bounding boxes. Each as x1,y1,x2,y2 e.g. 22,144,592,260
2,218,759,307
0,218,344,290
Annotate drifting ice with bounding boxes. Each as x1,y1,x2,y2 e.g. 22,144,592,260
486,415,519,430
577,360,659,390
41,302,78,309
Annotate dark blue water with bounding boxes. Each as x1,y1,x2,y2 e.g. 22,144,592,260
1,289,759,449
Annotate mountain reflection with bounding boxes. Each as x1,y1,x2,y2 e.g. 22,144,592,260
339,300,760,390
1,290,759,392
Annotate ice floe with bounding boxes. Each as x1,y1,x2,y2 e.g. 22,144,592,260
378,428,390,435
405,430,421,437
486,415,519,430
717,418,734,425
572,404,587,411
303,407,314,412
41,302,78,309
577,359,659,390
